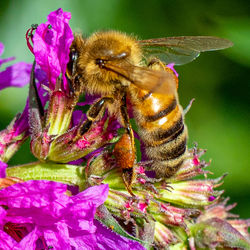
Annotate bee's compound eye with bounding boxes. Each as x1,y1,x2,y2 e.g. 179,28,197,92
96,58,106,68
71,51,78,62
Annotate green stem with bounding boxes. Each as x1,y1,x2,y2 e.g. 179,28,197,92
6,161,86,190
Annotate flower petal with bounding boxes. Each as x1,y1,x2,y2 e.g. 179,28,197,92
0,180,68,208
17,226,40,250
95,220,145,250
0,161,7,178
33,8,74,91
65,185,109,231
0,230,17,249
43,223,71,250
0,62,32,90
0,42,15,67
0,42,4,57
73,184,109,207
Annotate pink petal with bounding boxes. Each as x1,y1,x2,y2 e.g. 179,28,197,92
0,42,4,56
73,184,109,207
95,220,145,250
0,230,17,249
17,226,40,250
33,8,74,91
166,63,179,77
0,42,15,67
0,161,7,178
43,224,71,250
0,62,32,90
0,180,68,208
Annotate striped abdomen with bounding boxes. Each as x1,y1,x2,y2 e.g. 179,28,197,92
128,86,187,178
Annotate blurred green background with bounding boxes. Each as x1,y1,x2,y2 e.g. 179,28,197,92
0,0,249,218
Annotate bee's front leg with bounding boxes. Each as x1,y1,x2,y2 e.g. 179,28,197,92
80,97,114,135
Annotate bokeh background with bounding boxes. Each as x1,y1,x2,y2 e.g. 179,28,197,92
0,0,249,218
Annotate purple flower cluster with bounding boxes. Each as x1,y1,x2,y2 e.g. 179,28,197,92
0,163,144,249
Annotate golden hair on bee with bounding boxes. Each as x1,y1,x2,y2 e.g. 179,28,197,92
72,31,142,96
67,30,233,193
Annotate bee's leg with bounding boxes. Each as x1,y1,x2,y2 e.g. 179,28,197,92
66,49,81,96
114,94,136,196
80,97,114,135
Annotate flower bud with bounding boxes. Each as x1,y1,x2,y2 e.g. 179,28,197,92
151,203,199,228
0,108,29,162
154,221,178,247
157,176,225,207
168,147,210,182
48,116,119,163
190,218,250,249
46,89,77,136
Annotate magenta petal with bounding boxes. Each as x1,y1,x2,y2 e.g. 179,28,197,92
0,206,7,224
73,184,109,207
65,201,96,231
0,230,17,249
5,214,33,225
0,62,32,90
69,232,98,249
166,63,179,78
0,161,7,178
18,226,40,250
0,57,15,68
0,42,4,56
95,220,145,250
12,100,29,136
33,8,74,91
0,180,68,208
0,42,15,67
72,110,84,127
65,185,109,232
43,224,71,250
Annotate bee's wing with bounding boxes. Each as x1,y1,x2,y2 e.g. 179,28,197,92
105,62,177,94
139,36,233,65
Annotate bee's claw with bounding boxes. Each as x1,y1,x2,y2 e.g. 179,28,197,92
122,168,136,196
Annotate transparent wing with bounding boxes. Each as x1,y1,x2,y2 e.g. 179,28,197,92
139,36,233,65
104,62,177,94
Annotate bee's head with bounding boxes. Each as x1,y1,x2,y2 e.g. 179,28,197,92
68,31,142,95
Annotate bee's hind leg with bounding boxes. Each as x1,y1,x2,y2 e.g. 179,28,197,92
114,93,136,196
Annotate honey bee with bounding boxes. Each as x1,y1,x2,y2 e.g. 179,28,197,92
67,31,232,194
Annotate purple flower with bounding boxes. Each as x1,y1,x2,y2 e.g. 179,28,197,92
33,8,74,92
0,42,32,91
166,63,179,78
0,41,35,162
0,101,30,162
0,161,7,178
0,180,144,249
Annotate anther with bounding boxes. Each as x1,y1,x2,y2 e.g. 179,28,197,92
31,24,38,29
